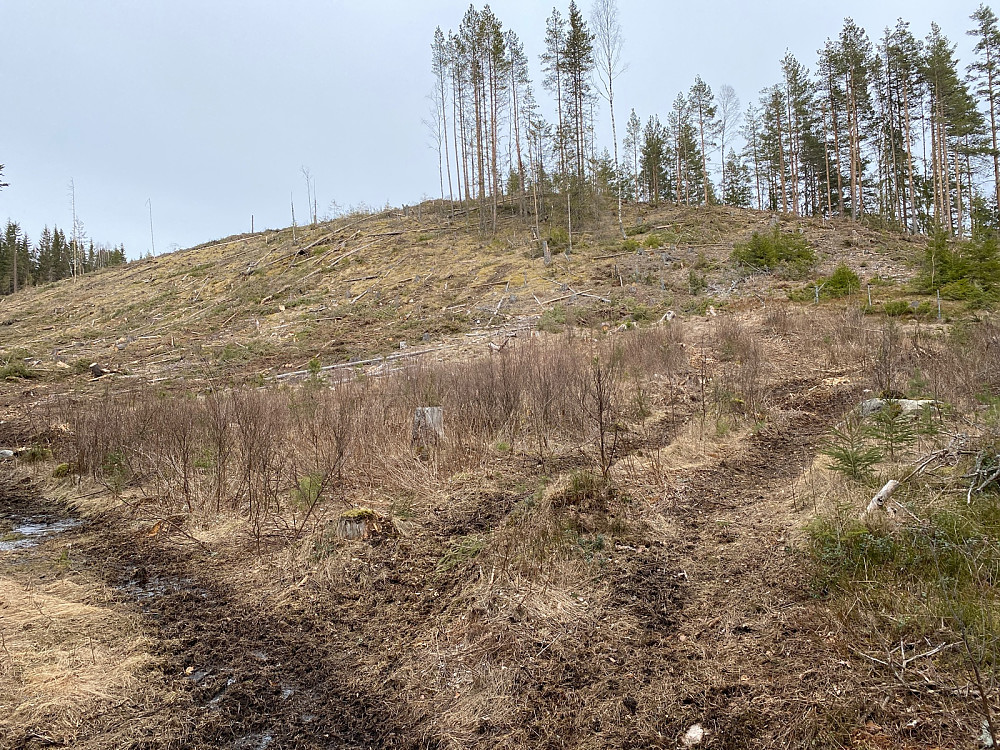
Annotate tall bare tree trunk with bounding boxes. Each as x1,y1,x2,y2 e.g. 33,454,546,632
822,103,833,216
775,99,787,212
902,81,917,232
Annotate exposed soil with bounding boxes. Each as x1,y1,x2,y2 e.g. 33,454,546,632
6,369,976,749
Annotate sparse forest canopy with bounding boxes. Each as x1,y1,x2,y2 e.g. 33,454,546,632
428,3,1000,241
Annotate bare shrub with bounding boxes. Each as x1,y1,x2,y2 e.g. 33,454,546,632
763,302,794,336
868,319,905,398
57,325,690,547
203,390,234,513
712,317,767,415
152,396,202,512
230,388,287,543
524,337,586,462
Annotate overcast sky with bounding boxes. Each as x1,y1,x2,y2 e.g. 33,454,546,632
0,0,987,258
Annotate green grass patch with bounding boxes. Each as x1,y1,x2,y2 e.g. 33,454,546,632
0,359,38,380
437,533,488,572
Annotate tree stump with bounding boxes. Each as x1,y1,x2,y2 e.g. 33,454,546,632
412,407,444,458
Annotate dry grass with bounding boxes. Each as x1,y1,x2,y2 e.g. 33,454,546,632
0,202,924,404
9,202,999,748
0,570,155,744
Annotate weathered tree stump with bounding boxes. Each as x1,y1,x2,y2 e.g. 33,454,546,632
335,508,385,540
412,406,444,458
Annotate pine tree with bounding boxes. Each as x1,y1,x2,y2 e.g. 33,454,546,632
563,1,595,183
969,4,1000,218
779,53,817,216
688,76,718,205
880,20,924,232
541,9,568,176
640,115,667,203
623,108,642,202
837,20,876,219
741,102,765,210
507,29,534,217
817,40,847,216
924,22,985,237
759,85,788,211
431,27,455,213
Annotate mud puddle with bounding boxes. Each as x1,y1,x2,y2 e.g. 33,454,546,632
0,514,81,552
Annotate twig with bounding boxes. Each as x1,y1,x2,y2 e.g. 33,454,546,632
901,641,955,669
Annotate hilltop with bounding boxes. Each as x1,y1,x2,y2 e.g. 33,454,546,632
0,202,922,392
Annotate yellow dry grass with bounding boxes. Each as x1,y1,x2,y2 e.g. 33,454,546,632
0,571,153,743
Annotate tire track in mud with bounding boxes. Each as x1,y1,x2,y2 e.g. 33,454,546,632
2,377,858,750
85,530,425,750
607,377,863,748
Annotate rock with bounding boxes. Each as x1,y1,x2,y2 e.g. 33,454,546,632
981,719,995,748
859,398,937,418
682,724,705,747
0,449,14,460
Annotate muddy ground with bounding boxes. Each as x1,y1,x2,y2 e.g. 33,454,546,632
0,371,985,749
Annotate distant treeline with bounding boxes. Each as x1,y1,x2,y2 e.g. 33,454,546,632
430,1,1000,238
1,220,126,296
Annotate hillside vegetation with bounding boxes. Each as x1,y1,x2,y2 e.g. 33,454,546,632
0,202,923,391
3,204,1000,749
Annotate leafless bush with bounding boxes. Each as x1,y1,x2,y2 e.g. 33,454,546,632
59,326,689,545
867,319,905,398
204,390,234,513
763,302,795,336
524,338,587,462
230,389,287,542
951,317,1000,402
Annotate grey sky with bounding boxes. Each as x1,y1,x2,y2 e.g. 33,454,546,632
0,0,985,258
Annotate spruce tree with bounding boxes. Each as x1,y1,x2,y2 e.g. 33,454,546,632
722,149,753,208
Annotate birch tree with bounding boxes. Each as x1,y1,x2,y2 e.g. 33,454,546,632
591,0,627,236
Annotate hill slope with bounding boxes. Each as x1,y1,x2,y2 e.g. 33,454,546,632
8,205,995,750
0,202,921,392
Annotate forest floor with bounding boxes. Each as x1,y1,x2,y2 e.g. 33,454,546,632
0,203,994,749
